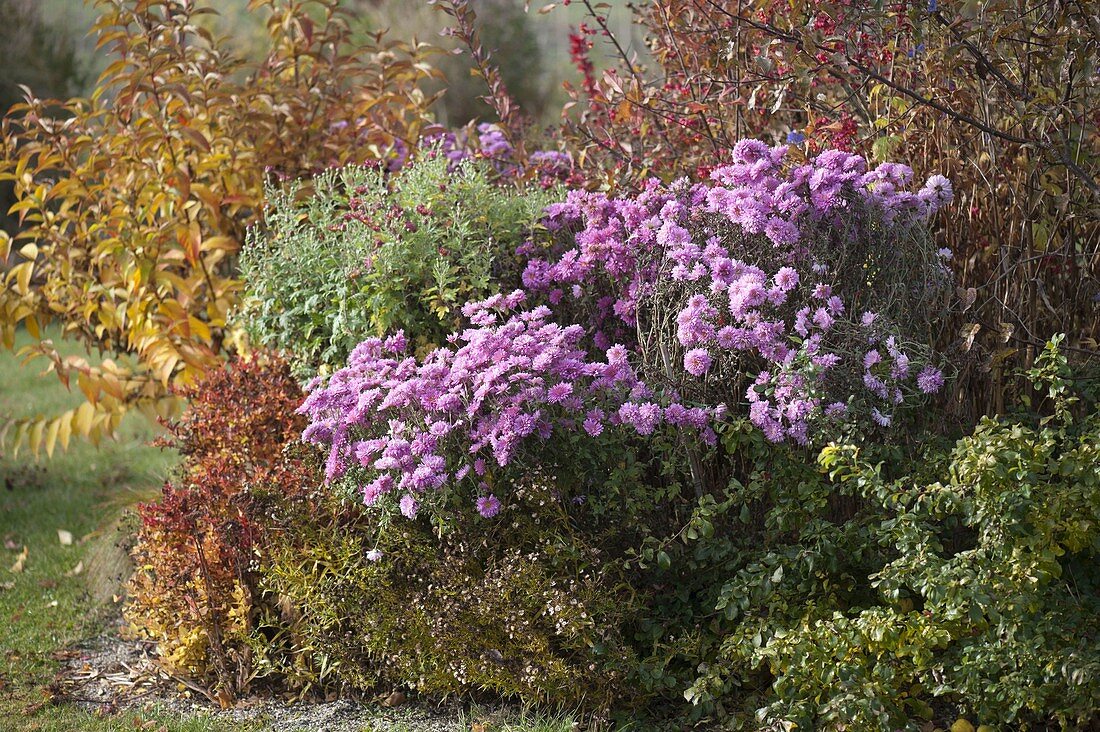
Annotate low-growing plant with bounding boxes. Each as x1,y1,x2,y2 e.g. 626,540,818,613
126,347,648,710
256,474,639,709
748,336,1100,729
240,151,558,372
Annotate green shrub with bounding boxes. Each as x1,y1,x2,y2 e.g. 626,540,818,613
748,336,1100,729
239,153,557,372
255,469,639,710
604,421,905,724
536,337,1096,730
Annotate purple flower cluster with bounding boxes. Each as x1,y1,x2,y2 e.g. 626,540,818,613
419,127,572,185
700,141,952,252
528,150,574,187
916,365,946,394
519,142,952,442
420,130,470,170
299,140,955,524
523,177,689,343
477,123,513,161
298,292,710,518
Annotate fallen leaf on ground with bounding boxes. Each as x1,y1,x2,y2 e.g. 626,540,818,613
10,546,28,573
0,581,14,591
66,561,84,577
380,690,406,707
57,530,73,546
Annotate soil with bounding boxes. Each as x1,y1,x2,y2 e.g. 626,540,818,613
56,624,472,731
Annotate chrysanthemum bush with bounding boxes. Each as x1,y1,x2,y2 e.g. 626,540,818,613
298,295,712,521
300,143,954,528
288,144,972,722
522,140,954,446
558,0,1099,425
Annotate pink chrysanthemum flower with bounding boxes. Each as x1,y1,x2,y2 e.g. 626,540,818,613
684,348,713,377
476,494,502,518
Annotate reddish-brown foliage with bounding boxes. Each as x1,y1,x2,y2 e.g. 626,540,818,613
127,352,316,704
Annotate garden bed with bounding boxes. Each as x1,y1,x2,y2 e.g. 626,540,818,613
57,626,469,732
53,615,581,732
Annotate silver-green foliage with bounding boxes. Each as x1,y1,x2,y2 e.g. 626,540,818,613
240,154,557,371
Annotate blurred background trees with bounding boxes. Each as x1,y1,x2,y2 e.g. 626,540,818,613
0,0,98,239
0,0,99,111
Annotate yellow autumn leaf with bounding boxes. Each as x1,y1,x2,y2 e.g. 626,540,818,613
10,546,28,573
73,401,96,437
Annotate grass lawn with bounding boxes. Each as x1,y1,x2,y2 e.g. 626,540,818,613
0,330,583,732
0,330,258,731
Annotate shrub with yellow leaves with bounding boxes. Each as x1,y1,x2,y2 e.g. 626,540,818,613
0,0,437,455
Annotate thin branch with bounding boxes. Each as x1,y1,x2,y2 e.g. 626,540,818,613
581,0,645,87
839,58,1031,146
930,10,1031,100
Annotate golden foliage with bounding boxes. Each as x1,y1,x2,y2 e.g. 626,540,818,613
0,0,438,454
